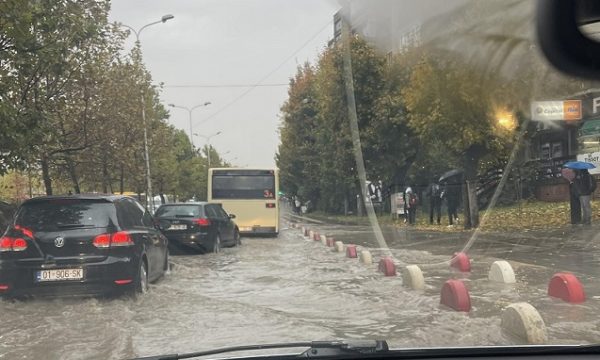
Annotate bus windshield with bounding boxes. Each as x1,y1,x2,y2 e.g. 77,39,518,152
212,174,275,199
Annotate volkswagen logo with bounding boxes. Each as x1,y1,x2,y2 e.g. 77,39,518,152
54,236,65,248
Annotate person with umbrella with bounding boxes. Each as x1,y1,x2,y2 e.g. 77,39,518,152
561,167,580,225
439,169,462,226
564,161,597,225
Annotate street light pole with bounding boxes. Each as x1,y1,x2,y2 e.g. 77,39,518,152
194,131,222,168
118,14,174,212
168,102,211,152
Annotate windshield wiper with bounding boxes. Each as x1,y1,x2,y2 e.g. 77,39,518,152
133,340,389,360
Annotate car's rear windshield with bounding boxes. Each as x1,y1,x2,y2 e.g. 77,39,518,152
155,205,202,218
15,199,113,231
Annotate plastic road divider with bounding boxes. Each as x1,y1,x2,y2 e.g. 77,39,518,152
360,250,373,265
488,260,516,284
501,302,547,344
313,232,320,241
378,257,396,276
326,237,335,247
335,241,344,253
450,252,471,272
346,245,358,258
440,279,471,312
548,272,586,303
320,234,327,245
402,265,425,290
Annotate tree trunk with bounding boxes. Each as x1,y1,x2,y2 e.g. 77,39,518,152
462,145,483,229
159,193,166,204
40,157,53,196
357,185,367,217
119,164,125,194
101,156,109,194
344,196,349,215
66,156,81,194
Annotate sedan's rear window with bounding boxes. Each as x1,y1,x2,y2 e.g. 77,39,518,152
15,199,113,231
155,205,202,218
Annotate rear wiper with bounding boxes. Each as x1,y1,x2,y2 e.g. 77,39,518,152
174,215,195,218
133,340,389,360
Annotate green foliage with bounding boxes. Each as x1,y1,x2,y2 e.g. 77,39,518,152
277,37,419,213
0,1,228,201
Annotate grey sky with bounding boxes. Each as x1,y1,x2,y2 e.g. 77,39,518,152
108,0,339,168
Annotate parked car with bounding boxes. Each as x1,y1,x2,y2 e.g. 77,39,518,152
0,195,169,298
154,202,241,253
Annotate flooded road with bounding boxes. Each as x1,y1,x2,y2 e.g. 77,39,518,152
2,216,600,360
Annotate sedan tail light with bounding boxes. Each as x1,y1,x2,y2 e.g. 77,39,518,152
0,236,14,252
93,232,134,248
193,218,211,226
0,236,28,252
14,225,34,238
110,231,134,247
92,234,111,248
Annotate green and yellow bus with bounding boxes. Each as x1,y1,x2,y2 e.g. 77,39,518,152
207,168,279,236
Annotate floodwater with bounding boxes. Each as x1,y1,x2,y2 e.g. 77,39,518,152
2,214,600,360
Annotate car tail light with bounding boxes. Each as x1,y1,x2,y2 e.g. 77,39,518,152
0,236,14,252
193,218,211,226
0,284,9,291
93,234,111,248
111,231,134,247
93,232,133,248
0,236,27,252
14,225,34,238
12,238,27,251
266,203,276,208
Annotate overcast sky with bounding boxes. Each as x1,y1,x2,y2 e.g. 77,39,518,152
108,0,339,168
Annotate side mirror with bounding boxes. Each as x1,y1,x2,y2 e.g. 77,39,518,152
537,0,600,79
228,214,236,219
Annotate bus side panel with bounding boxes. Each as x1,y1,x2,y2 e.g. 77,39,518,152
218,200,279,234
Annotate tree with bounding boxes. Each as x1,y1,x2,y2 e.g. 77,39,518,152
402,52,518,227
276,63,320,204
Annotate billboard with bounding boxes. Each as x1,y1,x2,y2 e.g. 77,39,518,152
531,100,582,121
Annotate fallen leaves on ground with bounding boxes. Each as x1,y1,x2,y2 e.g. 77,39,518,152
307,200,599,234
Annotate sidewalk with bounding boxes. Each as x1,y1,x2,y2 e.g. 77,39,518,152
289,210,600,253
287,211,600,276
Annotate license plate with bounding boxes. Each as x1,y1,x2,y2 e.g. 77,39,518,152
169,224,187,230
36,268,83,282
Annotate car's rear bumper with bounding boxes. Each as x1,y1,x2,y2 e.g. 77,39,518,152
0,255,138,298
238,226,277,235
163,231,211,248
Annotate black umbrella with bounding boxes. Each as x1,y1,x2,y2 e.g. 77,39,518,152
439,169,463,183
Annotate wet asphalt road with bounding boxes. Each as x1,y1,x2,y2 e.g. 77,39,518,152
2,213,600,360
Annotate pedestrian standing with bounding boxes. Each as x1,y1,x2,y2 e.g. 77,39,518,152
442,182,460,226
562,168,580,224
428,180,442,224
405,186,419,225
294,196,301,214
574,169,597,225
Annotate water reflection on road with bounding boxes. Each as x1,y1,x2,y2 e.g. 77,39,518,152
2,218,600,360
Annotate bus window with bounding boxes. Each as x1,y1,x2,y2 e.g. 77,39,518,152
212,175,275,199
